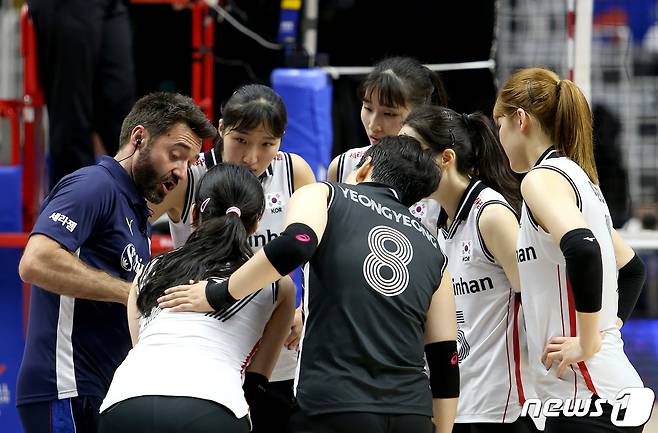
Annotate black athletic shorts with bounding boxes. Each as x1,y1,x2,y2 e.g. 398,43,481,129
452,415,540,433
98,395,250,433
287,406,434,433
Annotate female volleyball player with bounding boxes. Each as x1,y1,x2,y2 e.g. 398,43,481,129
399,105,540,433
98,164,295,433
157,136,460,433
493,67,646,433
150,83,315,433
327,56,448,232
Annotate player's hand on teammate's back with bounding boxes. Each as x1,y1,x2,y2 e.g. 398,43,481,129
541,334,602,378
157,280,212,312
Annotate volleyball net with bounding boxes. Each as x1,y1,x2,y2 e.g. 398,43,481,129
494,1,658,405
0,0,657,429
0,0,656,297
498,0,658,227
0,0,657,311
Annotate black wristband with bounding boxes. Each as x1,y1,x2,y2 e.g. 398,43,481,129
205,278,237,311
618,253,646,323
559,228,603,313
425,340,460,398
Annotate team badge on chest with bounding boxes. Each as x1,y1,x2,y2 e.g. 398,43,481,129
461,240,473,262
266,192,285,213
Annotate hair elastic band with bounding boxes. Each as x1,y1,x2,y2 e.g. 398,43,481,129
199,198,211,213
226,206,241,217
524,79,536,103
448,129,456,147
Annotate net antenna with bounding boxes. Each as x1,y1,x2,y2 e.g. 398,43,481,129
570,0,593,102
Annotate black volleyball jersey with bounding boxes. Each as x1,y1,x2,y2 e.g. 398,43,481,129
295,181,447,416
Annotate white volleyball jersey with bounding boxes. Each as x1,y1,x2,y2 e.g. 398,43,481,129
439,179,527,423
170,148,295,250
100,266,278,418
168,147,220,247
336,145,371,184
409,199,442,238
517,148,642,402
169,148,299,382
337,145,441,236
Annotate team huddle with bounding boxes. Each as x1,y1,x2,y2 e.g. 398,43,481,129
16,57,647,433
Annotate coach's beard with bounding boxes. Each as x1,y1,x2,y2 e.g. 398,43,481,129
133,148,174,204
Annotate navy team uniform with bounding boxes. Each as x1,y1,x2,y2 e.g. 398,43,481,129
290,181,446,433
16,156,151,433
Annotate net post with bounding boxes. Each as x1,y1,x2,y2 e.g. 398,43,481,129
572,0,593,102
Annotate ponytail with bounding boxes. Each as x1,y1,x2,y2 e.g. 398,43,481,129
427,67,448,106
403,105,520,213
555,80,598,183
465,113,522,213
494,67,598,184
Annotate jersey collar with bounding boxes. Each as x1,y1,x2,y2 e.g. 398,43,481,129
437,178,486,234
259,163,274,182
208,146,274,182
534,146,559,167
359,181,403,203
204,148,221,169
98,156,145,207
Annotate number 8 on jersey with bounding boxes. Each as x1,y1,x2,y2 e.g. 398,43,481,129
363,226,414,297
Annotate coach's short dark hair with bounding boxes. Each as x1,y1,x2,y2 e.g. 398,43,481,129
119,92,217,147
357,135,440,206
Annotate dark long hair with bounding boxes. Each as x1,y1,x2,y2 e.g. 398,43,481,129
137,164,265,316
358,135,440,207
215,84,287,152
403,105,521,213
359,56,448,109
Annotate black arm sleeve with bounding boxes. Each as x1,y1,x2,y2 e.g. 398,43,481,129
617,253,646,323
559,228,603,313
425,341,460,398
263,223,318,276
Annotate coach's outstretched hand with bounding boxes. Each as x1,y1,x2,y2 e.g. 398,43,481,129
158,280,212,312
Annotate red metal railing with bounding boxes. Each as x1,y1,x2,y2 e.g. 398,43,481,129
20,4,46,232
0,233,174,255
1,2,219,327
14,1,215,232
0,0,215,236
8,0,215,233
132,0,215,148
0,100,20,166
